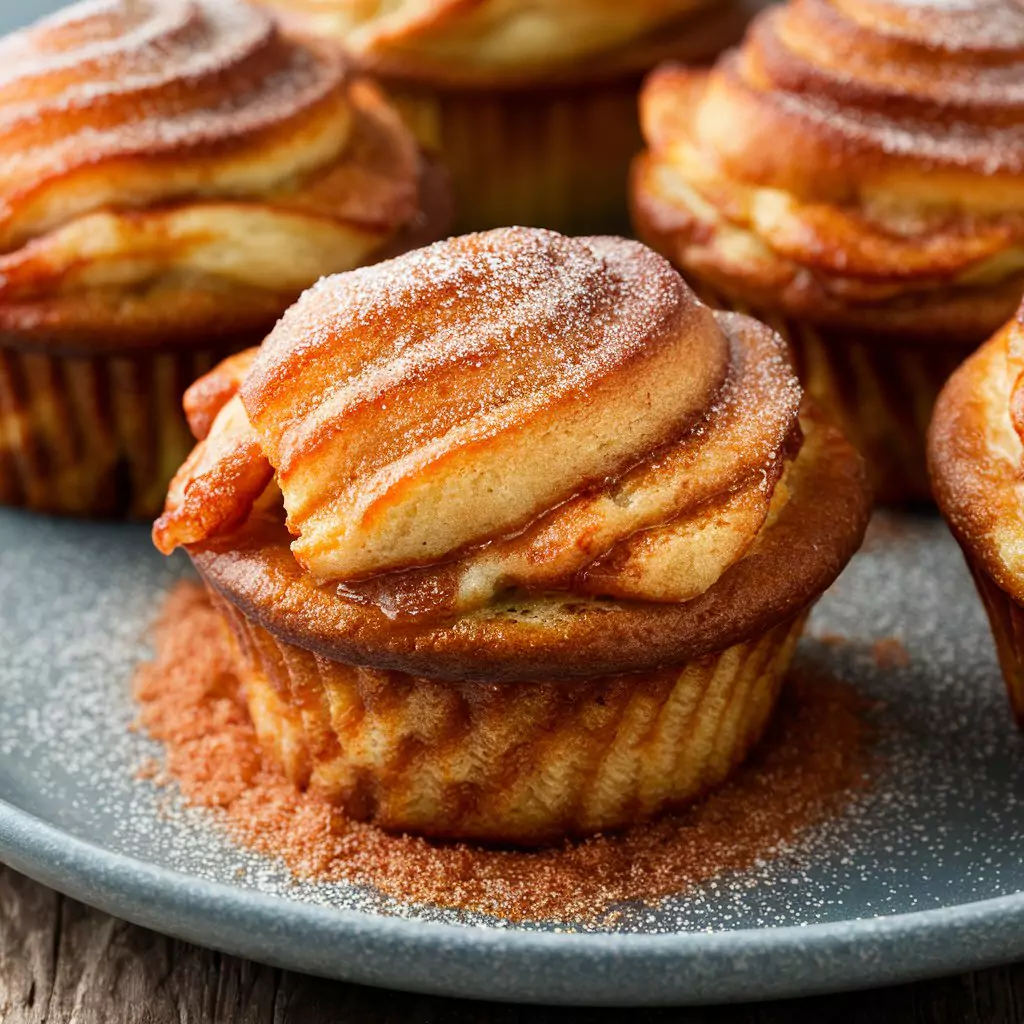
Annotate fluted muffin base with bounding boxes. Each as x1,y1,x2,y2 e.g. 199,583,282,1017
0,345,230,519
965,557,1024,728
774,321,964,505
215,594,808,846
390,81,643,236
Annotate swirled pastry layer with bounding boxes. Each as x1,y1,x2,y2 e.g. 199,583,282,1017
0,0,440,349
633,0,1024,339
155,227,809,622
186,401,868,682
257,0,749,86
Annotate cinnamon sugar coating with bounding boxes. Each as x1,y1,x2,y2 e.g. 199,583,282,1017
150,228,871,841
0,0,448,353
632,0,1024,339
155,228,849,630
153,230,868,682
243,230,737,585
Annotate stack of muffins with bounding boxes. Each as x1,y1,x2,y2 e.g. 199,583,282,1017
7,0,1023,847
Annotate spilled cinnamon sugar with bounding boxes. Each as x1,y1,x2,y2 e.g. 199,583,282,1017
133,583,872,923
872,637,911,670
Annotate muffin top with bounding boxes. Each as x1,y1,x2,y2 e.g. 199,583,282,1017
154,228,869,681
0,0,443,352
633,0,1024,340
257,0,750,87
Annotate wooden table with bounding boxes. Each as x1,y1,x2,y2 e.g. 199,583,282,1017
2,866,1021,1023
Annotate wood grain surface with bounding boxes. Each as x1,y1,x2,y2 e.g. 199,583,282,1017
0,866,1020,1024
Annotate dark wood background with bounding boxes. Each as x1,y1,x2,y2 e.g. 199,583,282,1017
2,866,1021,1023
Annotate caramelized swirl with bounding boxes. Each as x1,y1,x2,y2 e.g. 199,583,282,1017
258,0,748,86
633,0,1024,337
0,0,436,347
155,228,803,621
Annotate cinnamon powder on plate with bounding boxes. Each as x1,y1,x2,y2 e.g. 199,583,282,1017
872,637,911,670
133,583,872,924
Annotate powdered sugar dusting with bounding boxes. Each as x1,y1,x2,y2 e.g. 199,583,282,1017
236,228,744,583
250,228,693,425
852,0,1024,52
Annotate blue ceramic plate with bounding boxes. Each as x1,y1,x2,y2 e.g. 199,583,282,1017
2,508,1024,1006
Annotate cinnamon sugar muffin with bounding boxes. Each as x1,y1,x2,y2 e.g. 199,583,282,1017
930,304,1024,727
256,0,751,235
632,0,1024,502
154,227,870,845
0,0,449,518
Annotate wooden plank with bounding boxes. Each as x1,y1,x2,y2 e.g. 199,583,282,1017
0,865,1020,1024
0,867,60,1024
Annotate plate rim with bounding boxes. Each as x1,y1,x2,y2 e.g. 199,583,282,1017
2,793,1024,1007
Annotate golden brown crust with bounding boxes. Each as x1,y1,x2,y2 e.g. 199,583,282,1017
330,309,800,617
241,231,740,584
182,351,259,442
0,146,450,357
159,395,275,552
0,0,346,247
632,0,1024,339
259,0,751,88
0,1,447,354
191,403,869,682
155,230,816,625
929,310,1024,605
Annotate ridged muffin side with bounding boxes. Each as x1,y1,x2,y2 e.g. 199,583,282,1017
0,344,232,517
220,594,806,845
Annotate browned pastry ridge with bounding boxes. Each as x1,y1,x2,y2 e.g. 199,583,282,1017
634,0,1024,336
930,303,1024,726
153,228,870,842
0,0,450,516
632,0,1024,501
